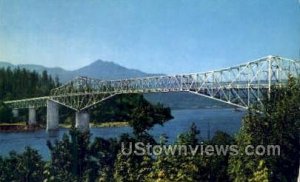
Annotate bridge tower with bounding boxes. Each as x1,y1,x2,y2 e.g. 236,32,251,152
75,111,90,132
28,106,37,125
46,100,59,131
12,108,19,118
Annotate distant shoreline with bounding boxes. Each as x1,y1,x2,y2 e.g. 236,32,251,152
59,121,129,128
0,121,129,132
0,122,41,132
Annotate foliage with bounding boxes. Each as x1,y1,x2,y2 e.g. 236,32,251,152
45,128,119,181
90,94,173,132
146,125,202,181
129,96,173,134
0,68,58,101
249,160,270,182
144,124,235,182
113,132,155,182
228,77,300,181
0,147,45,182
0,101,12,122
0,68,59,123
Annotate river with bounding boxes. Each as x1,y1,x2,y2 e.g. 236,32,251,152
0,108,245,159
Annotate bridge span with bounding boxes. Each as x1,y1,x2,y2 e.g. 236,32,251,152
4,55,300,132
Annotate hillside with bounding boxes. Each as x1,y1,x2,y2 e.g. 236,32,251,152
74,60,160,80
0,60,162,83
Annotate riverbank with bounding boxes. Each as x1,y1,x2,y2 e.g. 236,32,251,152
0,122,42,132
59,121,129,128
0,121,130,132
93,121,129,127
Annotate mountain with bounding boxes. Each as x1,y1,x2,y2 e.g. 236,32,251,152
0,60,162,83
0,62,14,68
0,61,75,82
74,60,160,80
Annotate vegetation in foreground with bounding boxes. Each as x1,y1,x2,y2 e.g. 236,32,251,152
0,77,299,181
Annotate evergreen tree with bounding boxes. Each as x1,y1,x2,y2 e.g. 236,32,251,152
0,101,12,123
0,147,45,182
0,68,59,123
228,77,300,181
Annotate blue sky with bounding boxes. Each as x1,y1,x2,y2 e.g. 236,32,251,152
0,0,299,74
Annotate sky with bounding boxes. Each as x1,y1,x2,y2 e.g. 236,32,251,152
0,0,299,74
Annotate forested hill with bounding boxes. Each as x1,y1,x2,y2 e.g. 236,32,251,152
0,60,162,83
0,68,59,101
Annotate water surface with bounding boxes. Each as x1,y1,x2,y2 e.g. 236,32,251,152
0,108,245,159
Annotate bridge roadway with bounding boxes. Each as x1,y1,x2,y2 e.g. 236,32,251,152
4,55,300,132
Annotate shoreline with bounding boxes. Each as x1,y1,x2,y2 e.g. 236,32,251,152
59,121,129,128
0,121,129,132
0,123,42,132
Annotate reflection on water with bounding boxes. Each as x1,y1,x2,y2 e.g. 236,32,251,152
47,130,60,138
0,108,244,159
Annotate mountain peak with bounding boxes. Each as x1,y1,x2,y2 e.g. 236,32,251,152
92,59,109,64
75,59,157,80
0,59,163,83
89,59,119,67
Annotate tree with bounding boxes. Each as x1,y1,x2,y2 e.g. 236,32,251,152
0,101,12,123
229,77,300,181
90,94,173,133
0,68,59,124
249,160,270,182
0,147,45,181
114,133,155,182
45,128,119,181
208,131,234,182
129,97,173,134
46,129,96,181
146,123,203,182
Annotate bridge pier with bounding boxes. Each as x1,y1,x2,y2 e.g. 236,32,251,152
75,111,90,132
28,107,36,125
46,100,59,131
12,109,19,117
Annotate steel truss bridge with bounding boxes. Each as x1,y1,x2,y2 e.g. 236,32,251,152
4,56,300,111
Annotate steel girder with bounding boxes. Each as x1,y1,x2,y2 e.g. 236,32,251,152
4,56,300,111
4,96,49,109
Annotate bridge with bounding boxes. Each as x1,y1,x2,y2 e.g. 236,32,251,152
4,55,300,132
